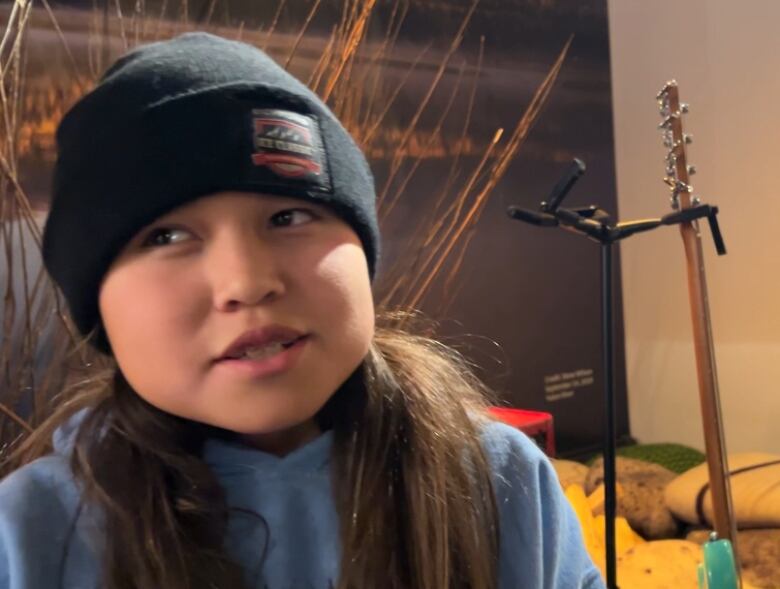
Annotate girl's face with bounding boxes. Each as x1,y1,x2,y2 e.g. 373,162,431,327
99,191,375,453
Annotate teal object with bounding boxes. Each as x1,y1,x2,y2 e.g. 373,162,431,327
697,533,739,589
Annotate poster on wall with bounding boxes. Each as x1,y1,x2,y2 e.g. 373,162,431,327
3,0,628,457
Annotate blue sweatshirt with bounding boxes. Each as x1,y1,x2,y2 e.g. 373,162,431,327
0,419,604,588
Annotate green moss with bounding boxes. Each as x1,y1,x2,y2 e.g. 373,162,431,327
587,443,706,474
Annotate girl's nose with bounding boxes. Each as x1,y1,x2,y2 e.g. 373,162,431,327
207,230,286,312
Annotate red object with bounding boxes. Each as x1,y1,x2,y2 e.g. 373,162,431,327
488,407,556,457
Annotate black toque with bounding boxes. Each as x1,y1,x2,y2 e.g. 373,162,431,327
42,32,379,350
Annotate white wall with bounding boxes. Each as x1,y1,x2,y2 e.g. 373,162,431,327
608,1,780,454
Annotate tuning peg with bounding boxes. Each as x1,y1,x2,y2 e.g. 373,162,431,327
656,79,678,99
667,179,693,194
658,114,677,129
687,165,697,175
684,133,693,144
680,103,690,114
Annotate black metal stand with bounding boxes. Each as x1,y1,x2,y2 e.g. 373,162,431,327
507,158,726,589
601,242,618,587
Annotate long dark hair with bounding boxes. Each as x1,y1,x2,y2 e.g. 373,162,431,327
6,316,500,589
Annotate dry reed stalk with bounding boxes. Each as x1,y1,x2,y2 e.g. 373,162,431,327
357,0,408,134
379,127,503,313
0,0,36,444
152,0,169,40
179,0,188,26
0,401,31,432
321,0,375,102
384,61,467,226
306,24,336,90
113,0,130,52
283,0,322,70
38,0,86,94
202,0,218,28
351,0,408,127
261,0,287,51
398,38,572,314
358,42,430,148
377,0,480,218
426,34,485,240
403,130,504,312
0,0,104,450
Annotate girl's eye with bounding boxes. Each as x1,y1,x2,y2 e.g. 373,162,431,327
270,208,317,228
141,227,192,248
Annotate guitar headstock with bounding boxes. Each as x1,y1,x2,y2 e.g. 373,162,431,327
657,80,697,211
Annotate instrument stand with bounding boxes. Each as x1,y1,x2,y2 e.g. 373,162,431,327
507,158,726,589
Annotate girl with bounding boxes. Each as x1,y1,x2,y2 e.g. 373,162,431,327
0,33,604,589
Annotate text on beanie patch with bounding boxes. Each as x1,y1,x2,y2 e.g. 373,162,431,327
251,108,329,184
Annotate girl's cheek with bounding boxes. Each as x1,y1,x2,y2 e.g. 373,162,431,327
311,244,374,331
100,262,202,339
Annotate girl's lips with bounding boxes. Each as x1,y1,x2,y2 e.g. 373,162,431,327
214,335,309,378
218,325,306,360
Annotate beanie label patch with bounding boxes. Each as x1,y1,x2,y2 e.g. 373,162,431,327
250,108,330,190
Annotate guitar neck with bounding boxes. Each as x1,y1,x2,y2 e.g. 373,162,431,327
658,81,739,551
680,221,737,546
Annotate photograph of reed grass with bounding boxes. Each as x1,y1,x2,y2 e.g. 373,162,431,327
0,0,624,459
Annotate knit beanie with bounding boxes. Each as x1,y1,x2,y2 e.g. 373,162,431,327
42,32,379,351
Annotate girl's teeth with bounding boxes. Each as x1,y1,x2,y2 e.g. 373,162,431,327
242,342,284,360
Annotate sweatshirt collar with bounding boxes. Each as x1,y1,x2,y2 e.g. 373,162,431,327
202,429,334,477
